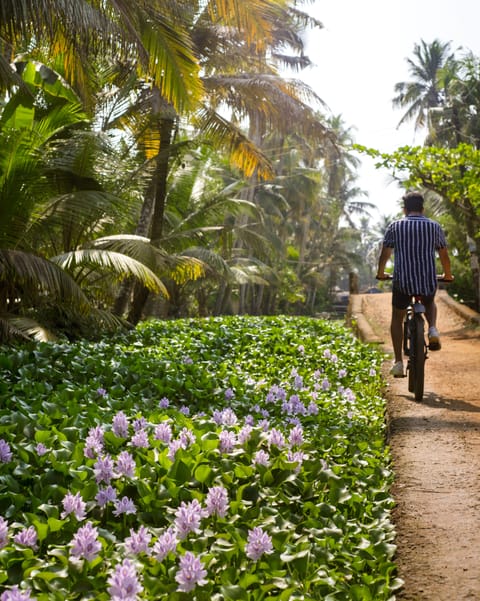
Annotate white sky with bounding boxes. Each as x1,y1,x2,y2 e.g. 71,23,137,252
299,0,480,222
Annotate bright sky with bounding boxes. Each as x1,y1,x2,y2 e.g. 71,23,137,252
300,0,480,222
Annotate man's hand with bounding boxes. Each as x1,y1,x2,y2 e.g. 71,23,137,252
376,273,391,280
440,274,454,282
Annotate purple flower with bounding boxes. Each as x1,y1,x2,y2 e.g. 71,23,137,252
213,408,237,426
297,344,305,353
175,551,208,593
237,425,253,444
245,526,273,560
159,397,170,408
253,450,269,467
258,419,270,431
179,405,190,415
35,443,48,456
245,414,255,426
205,486,229,518
288,425,304,447
153,527,177,561
183,355,193,364
287,450,305,472
178,427,195,448
96,485,117,508
84,426,104,459
107,558,143,599
125,525,151,555
322,378,330,391
113,497,137,517
323,348,331,359
369,367,377,377
97,387,107,397
0,439,12,463
307,401,319,415
268,428,285,449
167,439,183,461
94,454,115,484
154,422,173,443
112,411,129,438
131,429,149,448
13,526,37,550
133,417,147,432
218,430,236,453
293,374,303,390
224,388,234,401
70,521,102,561
116,451,136,478
61,491,86,520
0,516,8,549
174,499,206,539
0,586,36,601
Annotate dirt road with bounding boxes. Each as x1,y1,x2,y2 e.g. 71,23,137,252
354,291,480,601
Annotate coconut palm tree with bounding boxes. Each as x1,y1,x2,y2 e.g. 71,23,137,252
393,39,456,132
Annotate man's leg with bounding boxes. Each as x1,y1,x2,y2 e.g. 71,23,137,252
424,297,441,350
424,298,437,329
391,306,406,363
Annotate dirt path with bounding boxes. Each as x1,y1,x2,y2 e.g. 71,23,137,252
356,291,480,601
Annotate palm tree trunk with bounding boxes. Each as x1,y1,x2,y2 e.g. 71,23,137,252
127,115,176,324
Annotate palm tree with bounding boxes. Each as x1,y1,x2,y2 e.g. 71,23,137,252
393,39,456,131
0,62,172,341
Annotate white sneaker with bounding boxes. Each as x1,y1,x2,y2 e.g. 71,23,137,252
390,361,405,378
428,326,441,351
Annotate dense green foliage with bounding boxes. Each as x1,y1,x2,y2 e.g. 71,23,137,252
0,316,401,599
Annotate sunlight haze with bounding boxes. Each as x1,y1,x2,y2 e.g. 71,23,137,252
301,0,480,220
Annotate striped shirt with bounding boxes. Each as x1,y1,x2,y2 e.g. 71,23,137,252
383,215,447,296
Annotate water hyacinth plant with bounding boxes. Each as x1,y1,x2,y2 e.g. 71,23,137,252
0,316,402,599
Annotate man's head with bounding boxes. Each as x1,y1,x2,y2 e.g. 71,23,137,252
402,191,424,214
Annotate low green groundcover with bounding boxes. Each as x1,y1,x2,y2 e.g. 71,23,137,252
0,316,402,600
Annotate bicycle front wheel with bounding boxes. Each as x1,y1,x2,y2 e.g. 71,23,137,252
411,314,426,401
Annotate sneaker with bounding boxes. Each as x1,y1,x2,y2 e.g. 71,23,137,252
428,326,441,351
390,361,405,378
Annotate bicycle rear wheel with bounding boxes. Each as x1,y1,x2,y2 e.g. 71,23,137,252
411,314,426,401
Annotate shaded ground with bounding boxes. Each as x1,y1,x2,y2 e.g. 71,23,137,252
357,291,480,601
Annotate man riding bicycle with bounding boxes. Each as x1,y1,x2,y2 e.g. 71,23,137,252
376,191,454,377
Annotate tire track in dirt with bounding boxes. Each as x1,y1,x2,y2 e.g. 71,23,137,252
355,291,480,601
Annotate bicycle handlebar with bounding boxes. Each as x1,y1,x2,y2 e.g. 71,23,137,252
375,274,454,282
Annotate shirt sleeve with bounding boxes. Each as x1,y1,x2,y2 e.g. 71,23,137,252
383,223,395,248
435,224,447,249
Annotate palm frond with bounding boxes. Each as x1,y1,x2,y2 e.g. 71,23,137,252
180,246,231,278
51,249,169,297
0,249,90,308
194,107,273,179
0,313,57,342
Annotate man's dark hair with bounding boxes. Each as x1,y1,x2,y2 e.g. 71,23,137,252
402,191,424,213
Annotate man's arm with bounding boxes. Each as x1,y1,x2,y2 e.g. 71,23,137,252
376,245,393,279
438,247,454,280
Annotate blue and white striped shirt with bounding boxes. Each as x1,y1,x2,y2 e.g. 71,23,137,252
383,215,447,296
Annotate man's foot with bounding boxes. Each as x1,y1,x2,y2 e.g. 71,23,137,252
390,361,405,378
428,326,441,351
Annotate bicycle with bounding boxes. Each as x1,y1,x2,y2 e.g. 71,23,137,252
376,275,451,402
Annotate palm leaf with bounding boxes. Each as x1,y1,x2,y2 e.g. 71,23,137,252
0,313,58,342
0,249,90,308
90,235,205,285
51,249,169,297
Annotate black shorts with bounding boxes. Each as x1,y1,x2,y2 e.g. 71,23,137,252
392,287,435,310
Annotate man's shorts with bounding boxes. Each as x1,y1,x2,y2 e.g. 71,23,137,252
392,286,435,310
